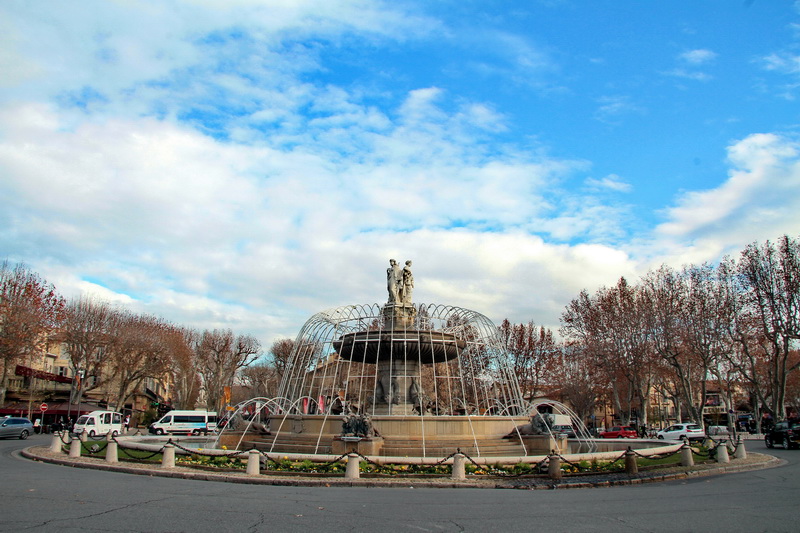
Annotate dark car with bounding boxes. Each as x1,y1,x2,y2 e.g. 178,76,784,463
765,419,800,449
598,426,637,439
0,416,34,439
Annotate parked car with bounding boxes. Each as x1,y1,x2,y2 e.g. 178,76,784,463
552,424,576,438
598,426,637,439
0,416,34,440
657,423,706,442
765,420,800,449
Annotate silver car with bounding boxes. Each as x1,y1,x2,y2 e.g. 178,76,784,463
657,423,706,442
0,416,34,439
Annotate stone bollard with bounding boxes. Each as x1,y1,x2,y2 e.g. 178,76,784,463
247,450,261,476
680,443,694,467
715,441,730,464
106,440,118,463
451,453,466,480
79,431,88,443
69,437,82,458
161,444,176,469
624,448,638,474
734,437,747,460
548,453,562,480
50,433,63,453
345,453,360,480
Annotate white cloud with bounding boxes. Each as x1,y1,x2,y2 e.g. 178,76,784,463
653,133,800,262
585,174,632,193
762,52,800,74
664,69,712,81
593,95,643,124
0,96,602,343
679,49,717,65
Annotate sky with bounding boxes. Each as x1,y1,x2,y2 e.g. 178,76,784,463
1,0,800,351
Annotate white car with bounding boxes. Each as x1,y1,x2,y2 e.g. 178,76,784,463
657,423,705,442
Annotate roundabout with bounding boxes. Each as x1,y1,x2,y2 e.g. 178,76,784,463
1,433,794,532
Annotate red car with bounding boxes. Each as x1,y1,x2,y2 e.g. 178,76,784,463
598,426,638,439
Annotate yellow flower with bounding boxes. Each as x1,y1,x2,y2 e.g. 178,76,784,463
221,445,227,450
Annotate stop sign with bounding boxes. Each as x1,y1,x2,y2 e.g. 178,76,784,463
39,403,48,412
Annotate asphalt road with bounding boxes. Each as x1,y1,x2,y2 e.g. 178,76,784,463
0,434,796,532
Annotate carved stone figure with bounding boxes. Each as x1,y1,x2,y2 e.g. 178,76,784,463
341,413,376,438
386,259,402,303
400,260,414,304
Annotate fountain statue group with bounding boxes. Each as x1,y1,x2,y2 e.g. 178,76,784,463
387,259,413,305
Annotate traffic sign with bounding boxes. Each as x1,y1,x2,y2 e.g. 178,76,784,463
39,403,48,412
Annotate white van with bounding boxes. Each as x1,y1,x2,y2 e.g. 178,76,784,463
149,410,218,436
73,410,124,438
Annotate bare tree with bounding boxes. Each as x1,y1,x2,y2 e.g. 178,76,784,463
239,362,281,398
0,262,65,405
562,278,656,426
55,297,115,406
717,256,773,431
195,329,261,411
555,344,601,425
106,311,173,412
267,338,295,383
166,328,201,410
498,319,559,401
738,235,800,420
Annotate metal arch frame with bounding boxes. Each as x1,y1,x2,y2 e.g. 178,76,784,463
277,302,528,418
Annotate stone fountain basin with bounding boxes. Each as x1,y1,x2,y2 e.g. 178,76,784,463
115,435,682,465
334,330,466,363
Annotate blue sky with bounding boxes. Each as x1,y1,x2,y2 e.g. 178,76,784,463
1,0,799,349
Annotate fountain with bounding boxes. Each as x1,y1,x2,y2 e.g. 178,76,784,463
210,259,596,458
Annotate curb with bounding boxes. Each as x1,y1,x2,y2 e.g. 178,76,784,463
20,446,783,490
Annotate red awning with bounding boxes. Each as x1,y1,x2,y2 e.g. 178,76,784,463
15,365,72,384
0,401,99,418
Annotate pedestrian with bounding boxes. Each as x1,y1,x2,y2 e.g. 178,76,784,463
124,414,131,432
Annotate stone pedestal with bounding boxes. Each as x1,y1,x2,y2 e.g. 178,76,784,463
332,436,384,456
519,434,568,454
374,359,421,415
382,304,417,330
